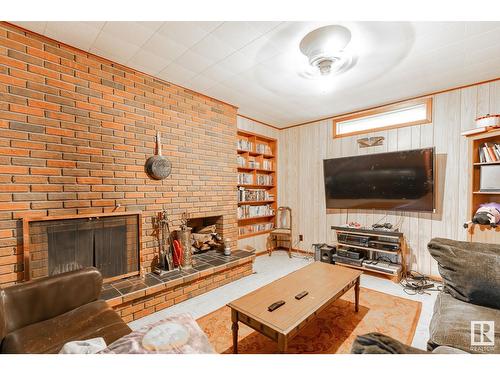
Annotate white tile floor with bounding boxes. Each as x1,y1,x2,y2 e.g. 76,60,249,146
130,252,438,350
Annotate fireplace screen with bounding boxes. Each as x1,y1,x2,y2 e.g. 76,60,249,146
25,213,140,281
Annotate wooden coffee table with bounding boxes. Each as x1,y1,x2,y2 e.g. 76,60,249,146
227,262,362,353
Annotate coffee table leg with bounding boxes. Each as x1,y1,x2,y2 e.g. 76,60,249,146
231,309,239,354
278,334,288,354
355,276,360,313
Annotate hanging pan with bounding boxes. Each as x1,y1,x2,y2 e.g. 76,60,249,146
145,131,172,180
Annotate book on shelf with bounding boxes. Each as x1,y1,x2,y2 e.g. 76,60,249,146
479,142,500,163
256,174,273,186
238,187,274,202
238,172,254,185
237,204,274,219
238,139,253,152
262,159,273,170
255,143,272,155
237,155,246,167
239,222,274,236
247,158,260,169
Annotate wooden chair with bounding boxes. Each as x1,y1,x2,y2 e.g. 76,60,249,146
268,206,292,258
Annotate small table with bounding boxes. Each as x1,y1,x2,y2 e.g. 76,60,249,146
227,262,362,353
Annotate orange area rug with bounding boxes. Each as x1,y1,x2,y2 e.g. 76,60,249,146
197,287,422,354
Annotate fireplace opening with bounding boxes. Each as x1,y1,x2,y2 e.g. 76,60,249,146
186,215,224,254
24,213,140,281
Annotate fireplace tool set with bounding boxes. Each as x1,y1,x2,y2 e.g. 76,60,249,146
179,212,193,269
153,210,176,275
153,210,193,275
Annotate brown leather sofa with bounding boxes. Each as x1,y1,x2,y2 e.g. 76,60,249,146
0,267,131,354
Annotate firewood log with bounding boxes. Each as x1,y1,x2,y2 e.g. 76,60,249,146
192,233,213,243
196,224,217,234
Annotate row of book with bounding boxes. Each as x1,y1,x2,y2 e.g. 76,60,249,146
238,173,253,185
238,188,274,202
237,139,253,151
255,143,272,155
262,159,273,170
237,204,274,219
256,174,273,186
236,156,274,171
238,222,274,236
238,173,274,186
479,142,500,163
237,139,273,156
237,155,246,167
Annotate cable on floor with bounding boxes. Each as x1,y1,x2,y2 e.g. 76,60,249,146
399,270,443,295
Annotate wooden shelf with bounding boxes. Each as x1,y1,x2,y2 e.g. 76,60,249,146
237,149,275,158
463,128,500,245
332,226,404,238
237,130,277,243
238,215,275,222
237,167,275,173
473,161,500,166
335,262,399,276
337,242,400,255
331,226,407,283
238,184,275,189
238,229,273,239
238,200,275,205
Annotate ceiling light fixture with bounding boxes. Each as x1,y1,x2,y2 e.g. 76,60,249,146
299,25,353,77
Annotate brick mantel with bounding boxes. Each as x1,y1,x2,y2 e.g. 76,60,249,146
0,22,238,286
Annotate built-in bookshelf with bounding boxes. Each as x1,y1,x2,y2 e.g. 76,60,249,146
237,130,277,239
463,127,500,245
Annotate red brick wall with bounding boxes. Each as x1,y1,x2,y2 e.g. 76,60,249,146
0,22,238,286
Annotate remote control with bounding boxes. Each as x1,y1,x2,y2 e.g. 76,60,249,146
268,300,285,312
295,291,308,300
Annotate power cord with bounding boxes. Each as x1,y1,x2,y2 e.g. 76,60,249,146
400,270,443,295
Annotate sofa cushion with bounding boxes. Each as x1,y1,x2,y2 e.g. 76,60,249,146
351,332,429,354
1,300,131,354
429,292,500,353
431,346,469,354
428,238,500,309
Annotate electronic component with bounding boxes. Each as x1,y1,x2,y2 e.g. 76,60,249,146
268,300,285,312
295,291,308,300
332,254,364,267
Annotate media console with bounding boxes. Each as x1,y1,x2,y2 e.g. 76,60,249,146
330,226,408,283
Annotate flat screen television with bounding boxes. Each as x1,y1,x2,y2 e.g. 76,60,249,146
323,147,435,212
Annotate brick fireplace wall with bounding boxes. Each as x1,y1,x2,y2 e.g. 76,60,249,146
0,22,238,286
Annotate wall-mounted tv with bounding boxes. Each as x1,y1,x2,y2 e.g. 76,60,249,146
323,147,435,212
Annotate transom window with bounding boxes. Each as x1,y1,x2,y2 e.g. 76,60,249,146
333,97,432,138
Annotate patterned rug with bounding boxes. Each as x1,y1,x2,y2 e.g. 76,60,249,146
197,287,422,354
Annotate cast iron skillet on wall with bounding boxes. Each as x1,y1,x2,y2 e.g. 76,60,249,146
145,131,172,180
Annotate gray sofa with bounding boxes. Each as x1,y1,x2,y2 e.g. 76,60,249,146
352,238,500,354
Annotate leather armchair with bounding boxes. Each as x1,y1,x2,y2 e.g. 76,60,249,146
0,267,131,354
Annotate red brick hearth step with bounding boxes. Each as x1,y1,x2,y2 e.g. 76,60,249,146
103,249,255,322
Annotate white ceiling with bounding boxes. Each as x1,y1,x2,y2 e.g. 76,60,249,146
12,21,500,127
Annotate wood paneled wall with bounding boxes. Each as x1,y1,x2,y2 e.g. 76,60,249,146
278,80,500,277
236,116,280,253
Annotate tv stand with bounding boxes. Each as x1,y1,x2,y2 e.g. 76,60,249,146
330,226,408,283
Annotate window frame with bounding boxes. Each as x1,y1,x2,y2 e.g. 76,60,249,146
332,97,433,138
